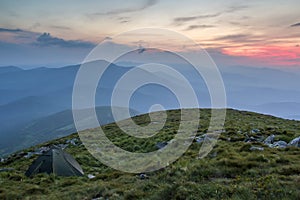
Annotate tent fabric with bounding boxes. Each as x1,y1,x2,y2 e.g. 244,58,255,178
25,146,84,177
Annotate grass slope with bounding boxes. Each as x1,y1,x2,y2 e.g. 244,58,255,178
0,109,300,199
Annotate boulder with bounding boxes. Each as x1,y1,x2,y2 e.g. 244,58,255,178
250,146,264,151
195,135,205,143
264,134,275,145
88,174,96,179
251,129,260,134
139,173,149,179
288,136,300,147
156,141,168,149
245,136,259,143
271,141,287,148
66,138,80,146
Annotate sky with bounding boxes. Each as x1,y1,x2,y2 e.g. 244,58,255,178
0,0,299,68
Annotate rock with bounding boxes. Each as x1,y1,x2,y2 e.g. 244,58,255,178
24,146,51,158
66,138,79,146
195,135,205,143
0,157,4,163
88,174,96,179
195,134,218,144
56,144,68,149
92,197,104,200
251,129,260,134
245,136,259,143
250,146,264,151
35,146,51,154
288,136,300,147
24,152,34,158
156,142,168,149
271,141,287,148
139,173,149,180
264,134,275,145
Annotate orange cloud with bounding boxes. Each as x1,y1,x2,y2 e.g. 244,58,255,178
222,45,300,66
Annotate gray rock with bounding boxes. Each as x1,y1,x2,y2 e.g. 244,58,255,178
24,146,51,158
264,134,275,145
88,174,96,179
139,173,149,179
66,138,79,146
251,129,260,134
195,136,205,143
156,141,168,149
24,152,34,158
245,136,259,143
288,136,300,147
250,146,264,151
56,144,68,149
35,146,50,154
271,141,287,148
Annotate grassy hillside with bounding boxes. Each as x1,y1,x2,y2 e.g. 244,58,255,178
0,109,300,199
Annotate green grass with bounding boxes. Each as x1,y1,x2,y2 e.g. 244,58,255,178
0,109,300,199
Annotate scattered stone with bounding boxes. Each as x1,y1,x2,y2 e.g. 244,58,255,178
92,197,104,200
156,142,168,149
24,152,34,158
250,146,264,151
251,129,260,134
264,134,275,145
195,135,205,143
245,136,258,143
35,146,51,154
24,146,51,158
56,144,68,149
288,136,300,147
139,173,149,180
271,141,287,148
66,138,79,146
88,174,96,179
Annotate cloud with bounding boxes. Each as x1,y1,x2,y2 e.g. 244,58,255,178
172,4,249,26
212,34,264,44
116,17,131,24
35,33,95,48
290,22,300,27
184,25,215,31
0,27,40,43
104,36,112,40
173,13,221,25
226,5,249,13
214,34,251,41
91,0,158,16
0,28,24,33
50,25,71,30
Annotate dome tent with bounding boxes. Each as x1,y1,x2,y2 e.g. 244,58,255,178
25,146,84,177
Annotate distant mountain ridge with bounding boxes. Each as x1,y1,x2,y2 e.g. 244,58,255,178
0,66,23,74
0,61,299,156
0,106,139,156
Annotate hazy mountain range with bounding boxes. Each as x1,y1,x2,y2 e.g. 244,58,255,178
0,60,299,156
